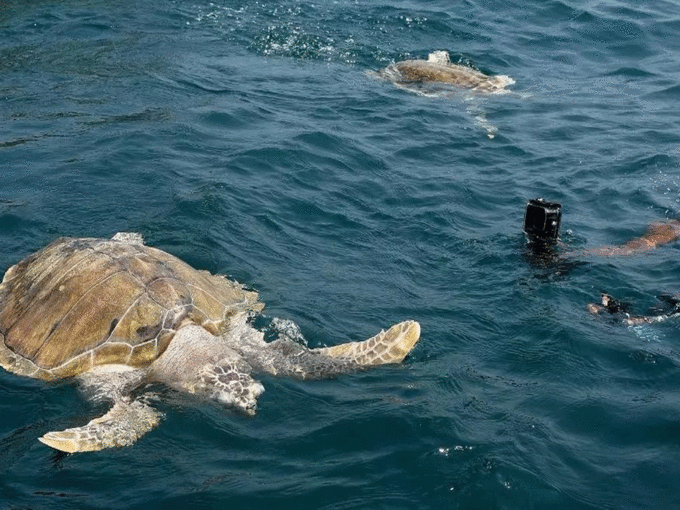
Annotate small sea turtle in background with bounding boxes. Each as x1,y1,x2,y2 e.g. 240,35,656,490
377,50,515,94
0,233,420,453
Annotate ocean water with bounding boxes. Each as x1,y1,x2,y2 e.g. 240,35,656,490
1,0,680,508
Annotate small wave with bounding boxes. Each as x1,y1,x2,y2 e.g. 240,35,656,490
605,67,656,79
646,83,680,99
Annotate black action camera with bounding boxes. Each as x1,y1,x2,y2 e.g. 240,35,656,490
524,198,562,245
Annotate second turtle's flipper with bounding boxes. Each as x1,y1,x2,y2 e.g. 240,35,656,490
39,398,161,453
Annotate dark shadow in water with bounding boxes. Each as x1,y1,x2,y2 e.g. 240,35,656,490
47,448,70,468
520,238,588,281
0,421,47,473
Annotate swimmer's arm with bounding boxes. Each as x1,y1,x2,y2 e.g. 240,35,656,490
578,219,680,257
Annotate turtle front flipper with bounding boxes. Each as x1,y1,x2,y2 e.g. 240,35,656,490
256,320,420,379
194,362,265,415
39,398,162,453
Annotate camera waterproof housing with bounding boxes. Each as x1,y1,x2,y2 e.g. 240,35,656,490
524,198,562,245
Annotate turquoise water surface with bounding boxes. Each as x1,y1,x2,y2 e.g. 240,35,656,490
2,0,680,508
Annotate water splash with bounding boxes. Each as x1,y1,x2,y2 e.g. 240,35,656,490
251,23,335,60
268,317,307,346
650,168,680,212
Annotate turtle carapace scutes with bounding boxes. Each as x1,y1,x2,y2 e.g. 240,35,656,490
0,233,420,453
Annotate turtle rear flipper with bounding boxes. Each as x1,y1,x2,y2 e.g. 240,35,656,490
317,320,420,366
39,398,161,453
256,320,420,379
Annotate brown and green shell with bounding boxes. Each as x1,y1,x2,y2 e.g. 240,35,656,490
0,236,263,381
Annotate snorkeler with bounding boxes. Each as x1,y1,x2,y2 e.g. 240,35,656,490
523,198,680,324
586,293,680,326
580,220,680,323
523,198,680,256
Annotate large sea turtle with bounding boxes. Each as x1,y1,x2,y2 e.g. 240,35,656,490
377,51,515,94
0,233,420,453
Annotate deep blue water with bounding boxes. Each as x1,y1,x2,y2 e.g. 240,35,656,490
2,0,680,508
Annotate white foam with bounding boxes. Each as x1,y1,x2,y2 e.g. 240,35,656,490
112,232,144,245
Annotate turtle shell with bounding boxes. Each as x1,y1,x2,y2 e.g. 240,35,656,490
393,60,487,86
0,236,263,380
